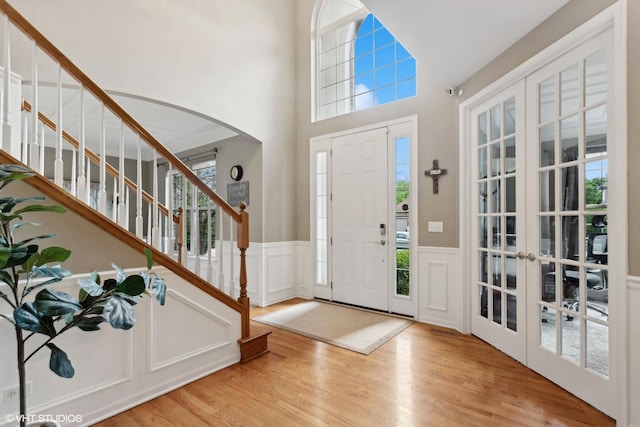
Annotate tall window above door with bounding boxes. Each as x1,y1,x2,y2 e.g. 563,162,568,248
315,0,416,121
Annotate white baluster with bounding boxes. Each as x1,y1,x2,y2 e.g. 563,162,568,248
152,150,160,249
147,204,152,244
192,184,200,276
71,149,76,196
112,176,118,222
135,136,143,238
98,104,107,215
77,86,86,203
207,198,214,283
29,41,39,170
117,121,126,226
229,215,234,298
125,187,130,230
54,64,63,186
2,16,12,155
20,113,27,164
181,176,188,264
85,155,91,207
217,205,224,291
38,121,44,174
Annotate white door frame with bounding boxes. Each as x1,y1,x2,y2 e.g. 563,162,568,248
310,115,419,317
459,2,627,422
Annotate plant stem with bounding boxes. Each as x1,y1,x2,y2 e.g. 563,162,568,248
15,325,26,427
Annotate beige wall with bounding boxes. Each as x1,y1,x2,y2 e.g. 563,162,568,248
295,0,459,248
213,135,263,241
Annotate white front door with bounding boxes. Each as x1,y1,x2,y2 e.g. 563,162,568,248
471,82,527,363
331,127,389,311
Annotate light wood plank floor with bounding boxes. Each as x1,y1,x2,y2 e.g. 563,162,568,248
94,298,614,426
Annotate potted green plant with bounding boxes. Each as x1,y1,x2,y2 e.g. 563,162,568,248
0,164,166,427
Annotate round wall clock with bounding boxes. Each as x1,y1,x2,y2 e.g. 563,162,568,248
230,165,243,181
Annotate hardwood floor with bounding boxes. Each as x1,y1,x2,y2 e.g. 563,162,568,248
94,298,614,426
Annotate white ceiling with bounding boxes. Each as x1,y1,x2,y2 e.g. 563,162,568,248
361,0,570,89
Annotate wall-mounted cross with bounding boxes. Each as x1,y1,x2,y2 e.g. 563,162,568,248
425,159,447,194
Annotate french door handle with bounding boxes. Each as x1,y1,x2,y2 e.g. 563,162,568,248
515,251,536,262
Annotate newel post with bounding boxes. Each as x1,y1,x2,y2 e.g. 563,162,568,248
236,203,250,337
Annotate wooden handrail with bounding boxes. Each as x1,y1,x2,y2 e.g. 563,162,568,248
21,100,180,223
0,0,241,223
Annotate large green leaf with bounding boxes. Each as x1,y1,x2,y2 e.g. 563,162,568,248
112,263,127,284
144,247,154,270
47,343,75,378
0,247,10,269
103,278,118,292
35,246,72,266
33,288,82,316
13,302,56,337
152,277,167,306
32,265,72,279
13,234,57,248
0,165,33,189
0,196,46,213
14,204,66,215
74,315,105,331
0,271,14,287
23,277,64,296
103,295,136,330
3,245,38,269
116,275,145,296
77,277,104,297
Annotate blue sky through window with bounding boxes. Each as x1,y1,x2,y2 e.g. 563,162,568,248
354,14,416,110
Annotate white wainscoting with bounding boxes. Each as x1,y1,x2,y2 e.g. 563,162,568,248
628,275,640,427
417,247,461,331
258,241,311,306
0,267,242,427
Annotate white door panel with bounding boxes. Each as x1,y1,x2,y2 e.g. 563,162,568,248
332,127,389,311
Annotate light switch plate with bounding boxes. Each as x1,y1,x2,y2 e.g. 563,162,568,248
428,221,443,233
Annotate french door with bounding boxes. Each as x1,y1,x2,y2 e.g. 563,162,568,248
471,30,616,416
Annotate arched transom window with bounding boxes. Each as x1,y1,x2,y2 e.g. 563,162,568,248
315,0,416,121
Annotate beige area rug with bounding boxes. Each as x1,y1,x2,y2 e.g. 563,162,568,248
252,300,413,354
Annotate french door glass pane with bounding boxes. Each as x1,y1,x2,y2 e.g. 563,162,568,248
539,123,555,167
585,105,607,156
478,112,488,145
585,49,607,107
539,170,555,212
586,319,609,376
560,64,579,115
539,77,556,123
490,105,501,141
479,146,487,179
561,115,579,163
504,97,516,136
